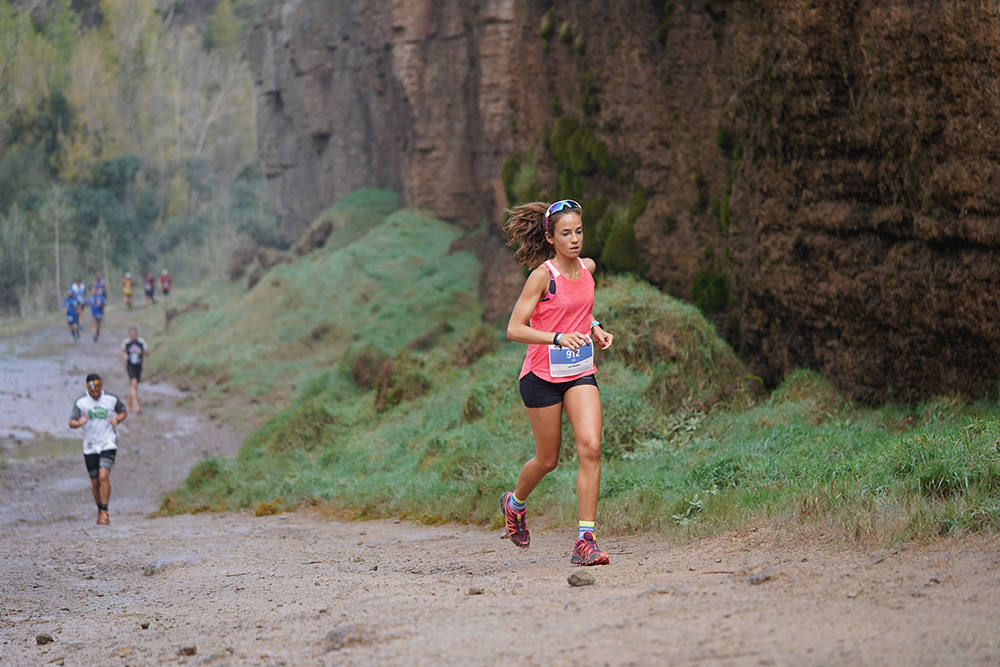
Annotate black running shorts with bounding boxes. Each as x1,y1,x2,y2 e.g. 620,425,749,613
519,372,598,408
84,449,117,478
126,362,142,381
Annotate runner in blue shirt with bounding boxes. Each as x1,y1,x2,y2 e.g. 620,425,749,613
63,292,80,342
87,290,107,342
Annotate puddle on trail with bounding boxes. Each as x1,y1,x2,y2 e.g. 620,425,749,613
1,434,80,461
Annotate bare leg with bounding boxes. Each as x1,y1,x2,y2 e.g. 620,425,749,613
513,403,564,501
130,377,141,413
563,385,603,522
97,468,111,507
90,477,100,505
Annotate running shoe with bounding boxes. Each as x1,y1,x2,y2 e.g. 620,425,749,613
571,531,609,565
500,492,529,548
97,509,110,525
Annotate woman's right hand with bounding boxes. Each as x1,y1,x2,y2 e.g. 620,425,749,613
557,331,591,352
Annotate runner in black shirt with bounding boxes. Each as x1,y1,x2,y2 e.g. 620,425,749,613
121,328,149,414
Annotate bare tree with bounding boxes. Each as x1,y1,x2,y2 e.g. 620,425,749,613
43,184,71,302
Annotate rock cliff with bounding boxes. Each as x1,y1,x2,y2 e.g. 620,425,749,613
247,0,1000,403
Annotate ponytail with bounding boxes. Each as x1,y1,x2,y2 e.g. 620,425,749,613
503,201,553,267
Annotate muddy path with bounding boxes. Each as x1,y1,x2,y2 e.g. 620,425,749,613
2,316,1000,665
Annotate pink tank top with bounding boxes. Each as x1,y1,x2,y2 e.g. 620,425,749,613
519,258,596,382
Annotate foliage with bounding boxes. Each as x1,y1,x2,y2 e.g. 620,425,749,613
0,0,268,315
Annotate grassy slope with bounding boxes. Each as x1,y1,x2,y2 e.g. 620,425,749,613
156,189,1000,544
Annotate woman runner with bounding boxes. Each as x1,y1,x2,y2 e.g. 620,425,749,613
500,199,614,566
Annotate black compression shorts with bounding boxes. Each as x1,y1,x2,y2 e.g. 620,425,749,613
518,372,598,408
84,449,116,478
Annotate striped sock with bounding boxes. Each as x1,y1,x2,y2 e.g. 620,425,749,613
578,521,595,540
507,493,526,513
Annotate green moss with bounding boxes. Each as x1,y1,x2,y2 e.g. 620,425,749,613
655,0,676,44
601,215,641,273
691,269,729,313
572,33,586,54
538,10,554,40
580,71,600,117
581,195,609,258
557,20,573,44
693,170,709,212
715,126,735,156
626,187,648,223
500,152,540,206
546,116,615,197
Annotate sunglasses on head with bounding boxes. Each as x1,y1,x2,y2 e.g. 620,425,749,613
88,379,102,390
544,199,582,232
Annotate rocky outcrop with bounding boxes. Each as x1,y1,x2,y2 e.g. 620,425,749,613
246,0,517,235
728,1,1000,401
247,0,1000,403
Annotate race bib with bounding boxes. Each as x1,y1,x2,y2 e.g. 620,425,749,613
129,352,141,364
548,340,594,378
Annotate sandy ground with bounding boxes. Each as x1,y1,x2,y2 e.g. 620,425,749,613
2,314,1000,665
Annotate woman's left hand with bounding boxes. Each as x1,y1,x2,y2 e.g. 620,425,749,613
592,326,613,350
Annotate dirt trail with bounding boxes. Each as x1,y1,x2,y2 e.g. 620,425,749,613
2,316,1000,665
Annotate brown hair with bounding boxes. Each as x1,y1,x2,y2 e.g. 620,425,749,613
502,201,582,268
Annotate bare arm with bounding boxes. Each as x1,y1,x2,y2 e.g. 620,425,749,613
506,266,591,352
506,267,551,345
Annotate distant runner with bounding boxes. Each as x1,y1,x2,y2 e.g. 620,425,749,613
159,269,172,297
70,278,86,323
93,273,107,297
121,328,148,414
63,291,80,342
121,272,135,311
143,273,156,306
87,289,107,342
68,374,127,525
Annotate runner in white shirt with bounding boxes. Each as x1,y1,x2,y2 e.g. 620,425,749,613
69,374,127,525
121,327,149,414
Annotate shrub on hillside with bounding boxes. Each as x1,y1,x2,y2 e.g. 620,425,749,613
374,351,431,412
597,274,752,410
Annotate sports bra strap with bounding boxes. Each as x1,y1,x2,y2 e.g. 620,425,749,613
544,259,560,278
